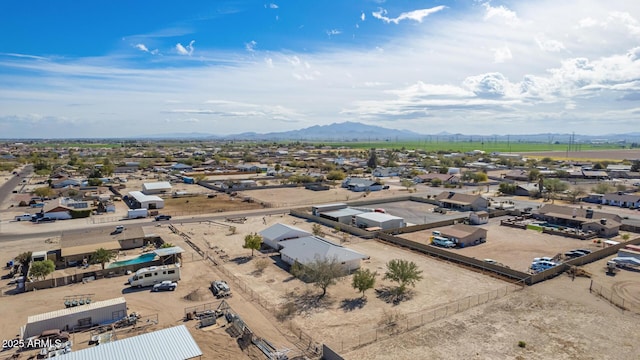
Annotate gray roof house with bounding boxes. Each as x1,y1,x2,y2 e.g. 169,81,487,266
259,223,312,250
602,192,640,208
435,191,488,211
279,236,368,272
341,178,385,192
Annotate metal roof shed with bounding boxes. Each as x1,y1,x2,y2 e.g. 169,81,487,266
56,325,202,360
23,297,127,339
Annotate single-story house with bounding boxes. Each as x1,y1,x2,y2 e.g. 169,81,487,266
142,181,172,195
582,170,609,180
279,236,368,273
60,227,149,266
41,201,74,220
259,223,312,250
534,204,621,237
502,170,529,181
601,192,640,208
372,167,402,178
435,191,488,211
170,163,193,172
51,178,82,189
413,173,459,184
515,183,539,197
341,178,385,192
440,224,488,247
354,212,405,230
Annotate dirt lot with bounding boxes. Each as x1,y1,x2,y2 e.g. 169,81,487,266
2,203,640,359
399,218,622,273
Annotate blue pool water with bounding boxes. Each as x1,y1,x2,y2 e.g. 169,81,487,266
107,253,156,269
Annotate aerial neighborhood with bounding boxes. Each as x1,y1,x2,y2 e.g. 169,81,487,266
1,139,640,359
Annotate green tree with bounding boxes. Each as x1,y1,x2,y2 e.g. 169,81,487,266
400,179,415,191
91,248,116,269
542,178,569,203
352,268,377,298
326,170,346,181
528,168,541,183
384,259,423,299
29,260,55,280
33,186,54,198
498,183,517,195
160,242,174,248
592,182,613,194
243,233,262,257
16,251,33,268
431,178,443,187
300,256,346,298
193,173,207,183
565,188,586,204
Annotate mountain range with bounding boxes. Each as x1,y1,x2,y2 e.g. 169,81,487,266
141,121,640,143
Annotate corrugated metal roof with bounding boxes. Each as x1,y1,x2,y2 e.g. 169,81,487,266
322,208,364,218
259,223,311,241
128,191,163,202
57,325,202,360
28,297,126,323
142,181,172,190
279,236,368,265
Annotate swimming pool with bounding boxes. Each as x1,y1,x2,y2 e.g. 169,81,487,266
107,253,156,269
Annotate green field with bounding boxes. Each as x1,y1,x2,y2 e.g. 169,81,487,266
318,140,625,153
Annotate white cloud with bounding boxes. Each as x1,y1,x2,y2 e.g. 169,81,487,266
483,2,520,26
372,6,446,24
492,46,513,63
578,17,598,28
135,44,149,52
326,29,341,36
269,3,278,9
535,36,565,52
361,12,366,21
176,40,195,56
246,40,257,52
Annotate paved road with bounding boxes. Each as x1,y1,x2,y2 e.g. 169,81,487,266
0,165,32,209
0,207,291,242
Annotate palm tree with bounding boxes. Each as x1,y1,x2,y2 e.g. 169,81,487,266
91,248,116,269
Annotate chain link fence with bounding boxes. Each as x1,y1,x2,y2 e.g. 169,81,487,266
589,280,640,313
325,283,522,353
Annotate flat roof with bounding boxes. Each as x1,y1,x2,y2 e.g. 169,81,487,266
28,297,126,324
153,246,185,257
56,325,202,360
142,181,172,190
322,208,365,218
356,212,403,222
61,227,146,257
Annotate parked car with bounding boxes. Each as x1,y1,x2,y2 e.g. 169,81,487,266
35,217,56,224
564,250,585,258
573,249,592,255
532,257,553,263
531,260,557,269
155,214,172,221
211,280,231,298
152,280,177,292
14,214,33,221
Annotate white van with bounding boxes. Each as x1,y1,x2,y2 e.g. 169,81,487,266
128,264,180,288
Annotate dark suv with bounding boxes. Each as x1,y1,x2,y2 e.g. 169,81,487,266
155,215,172,221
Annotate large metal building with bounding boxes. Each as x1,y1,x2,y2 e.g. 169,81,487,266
127,191,165,209
56,325,202,360
22,297,127,339
354,212,405,230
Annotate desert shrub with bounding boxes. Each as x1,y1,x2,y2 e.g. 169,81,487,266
276,301,297,321
253,258,269,275
518,341,526,348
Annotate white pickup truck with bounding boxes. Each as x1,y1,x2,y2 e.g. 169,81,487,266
14,214,33,221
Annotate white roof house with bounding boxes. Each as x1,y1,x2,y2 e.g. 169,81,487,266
259,223,312,250
56,325,202,360
142,181,172,194
279,236,368,272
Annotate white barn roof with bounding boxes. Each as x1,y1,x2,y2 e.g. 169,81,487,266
57,325,202,360
259,223,311,241
279,236,368,265
355,212,403,222
128,191,163,203
142,181,172,191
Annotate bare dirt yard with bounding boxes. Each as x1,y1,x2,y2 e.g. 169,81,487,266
3,208,640,359
399,218,623,273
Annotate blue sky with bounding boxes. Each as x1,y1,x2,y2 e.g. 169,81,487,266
1,0,640,138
